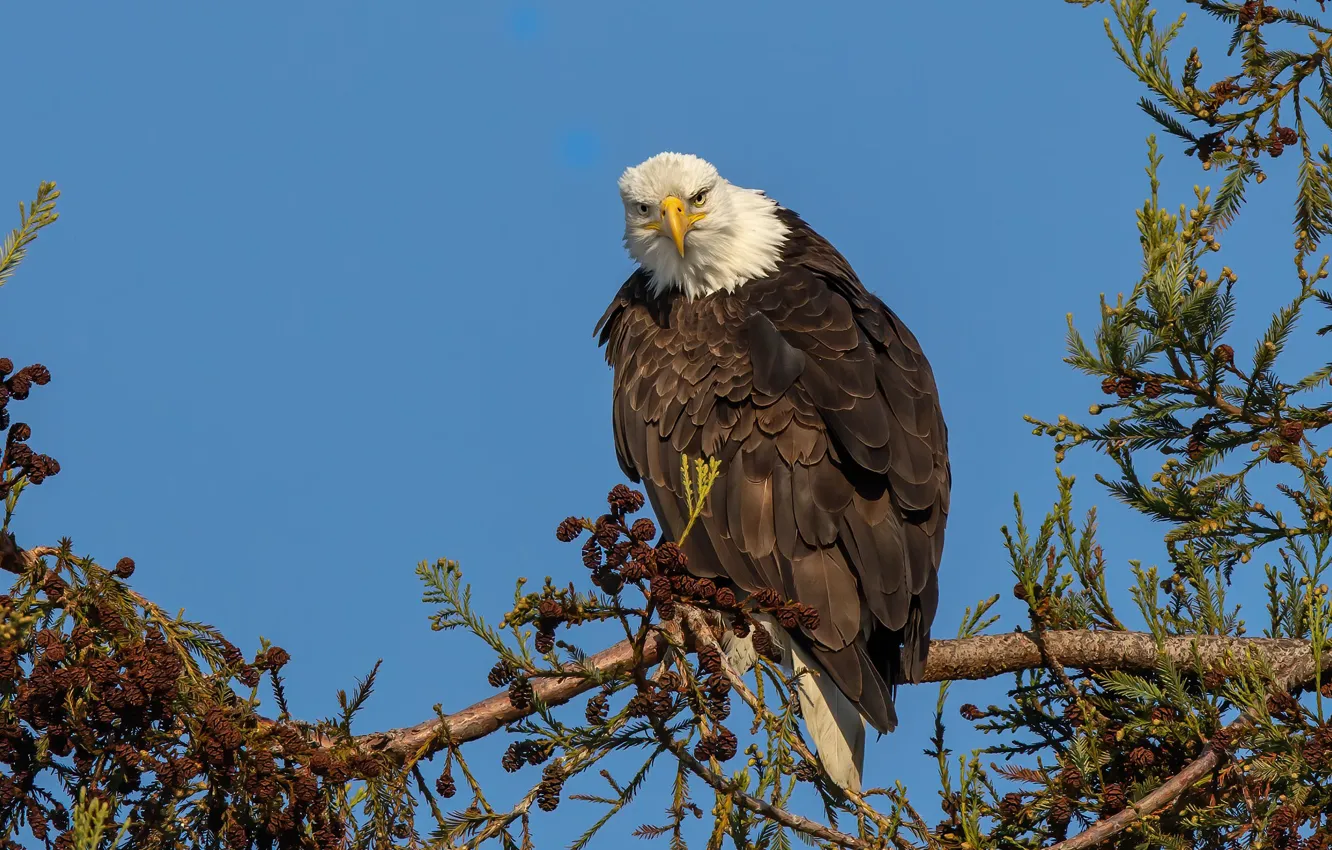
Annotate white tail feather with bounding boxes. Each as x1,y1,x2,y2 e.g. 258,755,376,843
790,642,865,793
720,617,866,793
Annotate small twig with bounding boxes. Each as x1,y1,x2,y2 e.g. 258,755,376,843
678,607,910,848
460,779,542,849
1047,713,1250,850
643,675,870,850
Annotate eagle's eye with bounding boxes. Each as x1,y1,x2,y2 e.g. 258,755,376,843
691,190,708,206
637,203,650,215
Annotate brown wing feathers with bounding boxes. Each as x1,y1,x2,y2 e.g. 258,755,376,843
597,209,949,734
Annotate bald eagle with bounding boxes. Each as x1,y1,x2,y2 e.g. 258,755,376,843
596,153,949,792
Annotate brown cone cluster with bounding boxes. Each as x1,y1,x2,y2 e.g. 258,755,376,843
0,361,59,504
500,739,551,773
0,551,361,849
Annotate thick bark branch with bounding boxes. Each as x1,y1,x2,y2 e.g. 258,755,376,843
349,628,1325,762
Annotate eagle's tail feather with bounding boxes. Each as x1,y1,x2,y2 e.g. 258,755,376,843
792,642,866,793
721,617,866,793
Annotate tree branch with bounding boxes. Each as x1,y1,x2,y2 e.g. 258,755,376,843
343,622,682,758
343,628,1326,762
1045,646,1315,849
1045,721,1238,850
0,532,56,573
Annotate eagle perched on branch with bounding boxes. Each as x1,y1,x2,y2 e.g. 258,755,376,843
596,153,950,791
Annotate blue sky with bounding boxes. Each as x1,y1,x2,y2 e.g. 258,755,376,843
1,1,1320,844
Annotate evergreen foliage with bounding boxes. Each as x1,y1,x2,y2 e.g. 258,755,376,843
7,1,1332,846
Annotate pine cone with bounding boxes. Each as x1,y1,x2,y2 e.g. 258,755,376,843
579,539,603,573
1214,344,1234,364
705,673,731,697
1280,420,1305,443
1116,376,1138,399
537,597,563,621
795,603,820,631
264,646,291,671
1129,746,1155,767
629,518,656,542
620,556,648,582
1143,377,1162,398
697,645,722,674
555,517,584,542
1305,738,1329,768
23,364,50,386
507,676,533,711
41,571,66,603
652,690,675,719
593,517,620,548
585,692,608,725
1062,701,1083,726
752,588,783,608
1100,376,1118,395
714,586,737,608
534,630,555,654
752,625,781,662
488,661,516,688
654,542,687,574
7,373,30,400
501,743,524,773
1062,765,1084,792
690,578,716,600
1269,804,1298,830
712,726,738,761
436,765,456,798
500,740,549,773
706,691,731,721
112,557,136,579
793,760,819,782
650,574,673,604
693,736,714,761
607,484,645,514
625,692,653,717
1048,796,1072,828
537,762,565,812
1101,782,1127,814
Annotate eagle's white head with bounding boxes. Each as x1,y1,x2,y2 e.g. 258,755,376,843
619,152,790,300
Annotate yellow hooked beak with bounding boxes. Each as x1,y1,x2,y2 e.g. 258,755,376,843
659,196,706,257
